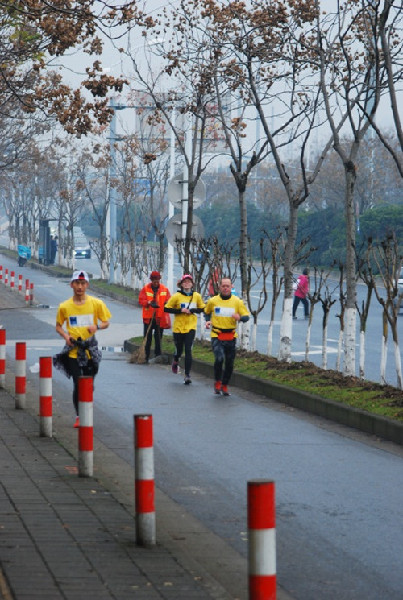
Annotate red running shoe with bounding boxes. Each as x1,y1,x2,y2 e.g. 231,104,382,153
73,416,80,428
214,381,222,395
221,385,230,396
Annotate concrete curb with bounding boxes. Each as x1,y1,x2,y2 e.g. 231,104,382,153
124,340,403,447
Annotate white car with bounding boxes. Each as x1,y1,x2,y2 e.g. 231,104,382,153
74,245,91,259
74,235,91,259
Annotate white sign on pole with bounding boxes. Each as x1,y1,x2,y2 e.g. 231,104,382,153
165,215,204,245
167,174,206,210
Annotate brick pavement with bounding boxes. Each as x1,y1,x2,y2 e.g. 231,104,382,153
0,384,234,600
0,264,293,600
0,282,238,600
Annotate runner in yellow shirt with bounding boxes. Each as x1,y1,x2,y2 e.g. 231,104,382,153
54,270,111,427
204,277,249,396
164,274,205,384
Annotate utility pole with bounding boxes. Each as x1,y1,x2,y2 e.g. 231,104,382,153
108,97,126,284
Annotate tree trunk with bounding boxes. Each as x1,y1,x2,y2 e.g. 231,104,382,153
393,340,403,390
250,318,257,352
380,311,388,385
278,203,298,361
267,320,274,356
343,164,357,376
336,329,343,372
322,319,328,370
304,319,312,362
390,319,403,390
359,329,365,379
238,187,248,296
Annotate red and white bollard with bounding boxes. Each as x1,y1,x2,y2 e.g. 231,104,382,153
78,376,93,477
15,342,26,409
30,282,34,305
0,265,3,283
18,273,23,292
4,268,8,287
134,414,156,546
39,357,52,438
25,279,30,305
10,271,15,290
248,480,276,600
0,329,6,388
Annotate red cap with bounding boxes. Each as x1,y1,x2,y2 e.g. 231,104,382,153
181,274,193,283
150,271,161,280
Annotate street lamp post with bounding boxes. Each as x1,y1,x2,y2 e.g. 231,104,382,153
108,97,126,284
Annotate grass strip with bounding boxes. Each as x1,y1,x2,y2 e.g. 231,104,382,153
129,335,403,422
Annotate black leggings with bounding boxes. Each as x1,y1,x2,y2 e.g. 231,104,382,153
211,338,236,385
67,358,96,416
173,330,196,377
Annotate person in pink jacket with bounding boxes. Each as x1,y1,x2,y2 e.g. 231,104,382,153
292,268,309,319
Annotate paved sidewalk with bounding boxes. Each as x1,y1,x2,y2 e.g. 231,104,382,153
0,267,293,600
0,379,244,600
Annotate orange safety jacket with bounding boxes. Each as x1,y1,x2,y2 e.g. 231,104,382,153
138,283,171,327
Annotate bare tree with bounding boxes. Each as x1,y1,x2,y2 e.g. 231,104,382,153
368,233,403,389
367,1,403,176
263,228,285,357
304,266,334,363
356,241,375,380
316,1,394,376
319,283,338,371
246,237,270,352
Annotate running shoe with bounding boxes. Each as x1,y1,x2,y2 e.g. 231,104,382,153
73,416,80,428
172,360,179,374
221,385,231,396
214,381,222,395
184,375,192,385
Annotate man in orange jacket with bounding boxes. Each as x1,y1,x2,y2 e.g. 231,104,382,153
138,271,171,362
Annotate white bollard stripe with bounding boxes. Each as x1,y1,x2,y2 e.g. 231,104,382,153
0,346,5,360
39,378,52,396
15,361,26,377
135,447,154,479
40,416,52,437
80,402,93,427
78,451,93,476
248,529,276,575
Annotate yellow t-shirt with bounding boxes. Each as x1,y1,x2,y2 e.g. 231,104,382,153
165,291,205,334
56,294,112,358
204,294,249,338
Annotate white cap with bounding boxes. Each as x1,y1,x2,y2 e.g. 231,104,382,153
71,270,89,282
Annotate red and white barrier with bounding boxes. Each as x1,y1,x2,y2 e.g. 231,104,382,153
39,357,52,438
10,271,15,290
0,329,5,388
15,342,26,409
4,268,8,287
134,414,156,546
248,480,276,600
78,376,93,477
0,265,3,283
25,279,30,305
30,282,34,305
18,274,23,292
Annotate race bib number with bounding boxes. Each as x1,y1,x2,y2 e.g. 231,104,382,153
214,306,234,317
181,302,197,309
69,314,93,327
